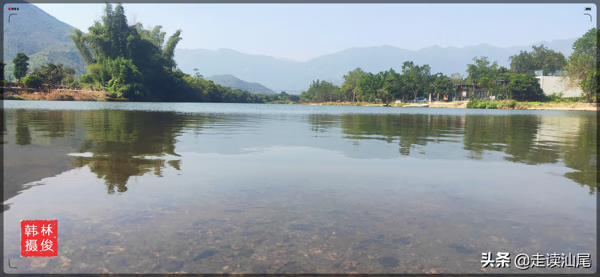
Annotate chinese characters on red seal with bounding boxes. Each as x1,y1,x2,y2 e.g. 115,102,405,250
21,220,58,257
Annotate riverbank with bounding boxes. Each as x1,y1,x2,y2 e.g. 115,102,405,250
297,101,598,111
2,90,597,111
2,88,108,101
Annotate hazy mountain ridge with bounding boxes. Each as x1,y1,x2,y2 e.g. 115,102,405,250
205,74,277,94
175,38,577,94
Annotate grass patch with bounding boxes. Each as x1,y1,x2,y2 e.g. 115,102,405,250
465,98,598,110
266,100,295,104
546,93,585,103
486,102,498,109
467,99,516,109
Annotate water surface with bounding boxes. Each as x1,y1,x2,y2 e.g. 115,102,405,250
3,101,597,274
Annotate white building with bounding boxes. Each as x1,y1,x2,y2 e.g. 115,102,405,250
533,70,583,98
536,76,583,98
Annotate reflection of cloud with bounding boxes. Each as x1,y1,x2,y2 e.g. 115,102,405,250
69,152,182,160
68,152,94,157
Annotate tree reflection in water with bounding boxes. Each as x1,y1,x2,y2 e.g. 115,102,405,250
68,110,195,194
331,113,597,194
6,108,597,196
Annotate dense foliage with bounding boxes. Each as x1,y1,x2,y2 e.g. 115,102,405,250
23,75,42,88
506,74,545,101
68,4,275,102
321,32,595,105
301,64,455,104
564,28,597,102
30,63,78,89
300,79,342,102
509,45,567,74
12,53,29,82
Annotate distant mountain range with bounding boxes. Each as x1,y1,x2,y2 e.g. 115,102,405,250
3,4,86,80
4,5,579,95
175,39,577,94
205,74,276,94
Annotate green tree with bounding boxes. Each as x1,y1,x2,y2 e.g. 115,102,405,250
506,73,545,101
301,79,341,102
23,75,42,88
31,63,77,90
478,76,492,89
431,73,454,100
564,28,597,102
509,44,567,74
381,68,402,103
79,74,94,84
466,56,499,84
103,57,144,98
357,73,382,102
341,68,366,102
12,53,29,83
401,61,431,102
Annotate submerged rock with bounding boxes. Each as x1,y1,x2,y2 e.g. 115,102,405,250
392,237,411,245
193,249,217,261
448,243,474,254
378,256,399,268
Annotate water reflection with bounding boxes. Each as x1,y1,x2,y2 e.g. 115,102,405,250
2,104,597,274
14,109,78,144
335,113,597,194
69,111,186,194
339,114,465,155
4,108,597,199
15,109,32,145
4,110,88,211
308,114,339,134
562,117,598,194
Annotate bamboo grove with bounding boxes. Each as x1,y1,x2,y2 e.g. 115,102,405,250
69,3,291,103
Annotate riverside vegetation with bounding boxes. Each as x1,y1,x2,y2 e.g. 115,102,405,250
3,4,597,108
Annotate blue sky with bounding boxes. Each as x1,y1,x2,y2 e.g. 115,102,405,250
34,3,596,61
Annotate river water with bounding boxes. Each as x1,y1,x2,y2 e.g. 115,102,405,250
2,101,597,274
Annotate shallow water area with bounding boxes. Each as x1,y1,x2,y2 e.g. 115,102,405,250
3,101,597,274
